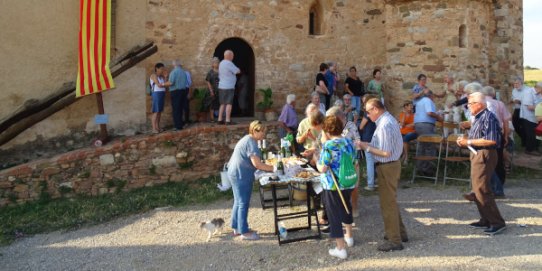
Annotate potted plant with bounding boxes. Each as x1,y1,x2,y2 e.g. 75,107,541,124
256,87,277,121
193,88,209,122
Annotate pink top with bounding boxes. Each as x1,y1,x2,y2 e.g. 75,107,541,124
486,97,511,132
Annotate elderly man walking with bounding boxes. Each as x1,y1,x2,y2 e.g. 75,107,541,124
358,98,408,252
218,50,240,125
457,91,506,235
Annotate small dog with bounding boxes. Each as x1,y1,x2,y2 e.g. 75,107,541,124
200,218,225,242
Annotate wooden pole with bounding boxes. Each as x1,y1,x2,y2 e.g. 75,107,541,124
329,171,350,215
95,92,109,144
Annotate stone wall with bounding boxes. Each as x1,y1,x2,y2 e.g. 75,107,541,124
0,0,148,150
0,0,523,157
0,122,280,207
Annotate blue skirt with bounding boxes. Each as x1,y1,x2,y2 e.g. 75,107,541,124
151,91,165,113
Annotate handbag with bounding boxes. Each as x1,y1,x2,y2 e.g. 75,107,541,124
536,121,542,136
218,163,232,191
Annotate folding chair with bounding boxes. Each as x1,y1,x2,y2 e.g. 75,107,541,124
411,134,443,184
436,121,460,138
442,134,471,185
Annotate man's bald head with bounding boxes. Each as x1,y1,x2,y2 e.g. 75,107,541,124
224,50,234,60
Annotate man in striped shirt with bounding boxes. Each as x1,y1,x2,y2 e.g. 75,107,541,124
358,98,407,252
456,92,506,235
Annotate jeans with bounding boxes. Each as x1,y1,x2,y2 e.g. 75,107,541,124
490,173,504,196
365,150,375,187
230,177,254,234
351,96,361,115
170,90,183,129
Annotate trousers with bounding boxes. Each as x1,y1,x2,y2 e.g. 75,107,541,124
470,149,505,227
376,160,407,244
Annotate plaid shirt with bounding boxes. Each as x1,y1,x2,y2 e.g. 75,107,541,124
469,109,502,149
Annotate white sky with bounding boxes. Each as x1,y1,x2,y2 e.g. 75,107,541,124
524,0,542,68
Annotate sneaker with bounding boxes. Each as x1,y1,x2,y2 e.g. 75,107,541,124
328,247,347,259
484,225,506,236
345,237,354,247
363,186,376,191
239,232,260,241
377,241,404,252
469,222,490,229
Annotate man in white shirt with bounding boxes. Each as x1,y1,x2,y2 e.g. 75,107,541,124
218,50,241,125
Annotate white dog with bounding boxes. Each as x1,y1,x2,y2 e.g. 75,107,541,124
200,218,225,242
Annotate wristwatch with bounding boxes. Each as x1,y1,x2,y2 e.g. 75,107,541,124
467,139,472,146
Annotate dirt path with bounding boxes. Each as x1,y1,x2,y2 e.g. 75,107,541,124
2,179,542,271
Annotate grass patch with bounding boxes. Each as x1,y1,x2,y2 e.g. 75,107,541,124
0,176,231,246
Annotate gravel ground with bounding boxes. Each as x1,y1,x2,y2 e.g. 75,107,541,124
1,179,542,271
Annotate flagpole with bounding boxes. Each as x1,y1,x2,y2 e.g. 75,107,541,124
95,92,109,144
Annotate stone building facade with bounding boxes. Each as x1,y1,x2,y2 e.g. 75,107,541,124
0,0,523,156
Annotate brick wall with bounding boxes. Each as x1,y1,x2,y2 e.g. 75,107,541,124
0,122,280,207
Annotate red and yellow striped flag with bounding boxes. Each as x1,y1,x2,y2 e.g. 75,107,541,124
76,0,115,97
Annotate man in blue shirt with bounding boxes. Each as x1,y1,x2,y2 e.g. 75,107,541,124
168,60,187,130
413,91,443,175
456,92,506,235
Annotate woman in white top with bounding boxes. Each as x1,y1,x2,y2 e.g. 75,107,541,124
149,63,169,133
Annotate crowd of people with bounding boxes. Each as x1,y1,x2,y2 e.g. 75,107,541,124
149,50,249,132
153,52,541,259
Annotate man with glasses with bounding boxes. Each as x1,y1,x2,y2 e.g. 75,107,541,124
457,91,506,235
358,98,408,252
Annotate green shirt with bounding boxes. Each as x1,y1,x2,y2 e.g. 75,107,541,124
367,79,383,99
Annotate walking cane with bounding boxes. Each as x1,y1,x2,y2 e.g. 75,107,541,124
329,171,350,215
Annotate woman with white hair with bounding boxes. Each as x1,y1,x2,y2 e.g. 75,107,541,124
278,94,298,139
311,91,326,115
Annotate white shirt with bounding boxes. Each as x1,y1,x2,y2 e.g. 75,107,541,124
511,86,528,110
370,111,403,163
520,87,537,123
218,60,240,89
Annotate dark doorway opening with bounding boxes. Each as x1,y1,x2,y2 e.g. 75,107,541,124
214,38,255,117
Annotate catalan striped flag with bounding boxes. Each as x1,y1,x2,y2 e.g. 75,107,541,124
76,0,115,97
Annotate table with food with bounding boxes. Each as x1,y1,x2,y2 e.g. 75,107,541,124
255,155,323,245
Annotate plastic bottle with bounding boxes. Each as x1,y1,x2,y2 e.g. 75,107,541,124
279,222,288,239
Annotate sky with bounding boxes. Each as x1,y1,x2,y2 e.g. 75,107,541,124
524,0,542,68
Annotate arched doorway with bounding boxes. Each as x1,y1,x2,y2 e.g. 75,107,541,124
214,38,255,117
